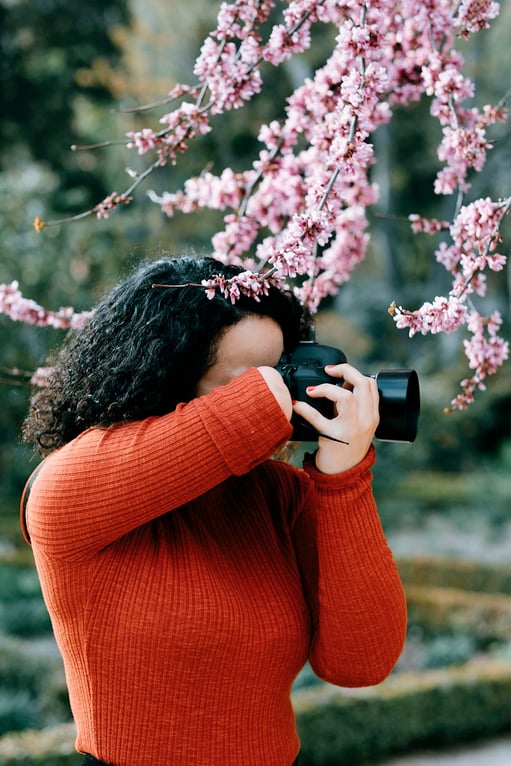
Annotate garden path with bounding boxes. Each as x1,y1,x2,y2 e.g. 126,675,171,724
378,736,511,765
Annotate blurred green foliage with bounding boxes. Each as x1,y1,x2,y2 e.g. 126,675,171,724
0,564,51,637
0,722,80,765
0,633,69,736
0,0,130,210
0,561,71,735
294,659,511,765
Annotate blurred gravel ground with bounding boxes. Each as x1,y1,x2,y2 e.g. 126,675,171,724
378,736,511,765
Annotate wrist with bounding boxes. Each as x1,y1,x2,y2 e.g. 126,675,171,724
314,441,372,475
304,445,376,483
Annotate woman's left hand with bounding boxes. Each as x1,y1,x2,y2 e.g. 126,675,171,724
292,363,380,474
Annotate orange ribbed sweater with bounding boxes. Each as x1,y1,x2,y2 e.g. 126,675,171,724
22,368,407,766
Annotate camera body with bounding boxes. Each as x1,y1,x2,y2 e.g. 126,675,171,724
276,341,420,443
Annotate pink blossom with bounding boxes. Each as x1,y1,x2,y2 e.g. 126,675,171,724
212,215,259,261
216,0,273,41
449,309,509,410
434,166,465,196
0,282,92,329
184,169,246,211
391,296,468,337
158,103,211,162
263,23,310,65
263,0,318,67
454,0,500,38
450,197,507,254
435,242,460,274
144,0,506,362
434,67,475,105
126,128,161,155
95,192,133,220
410,215,450,235
201,270,274,303
194,36,263,112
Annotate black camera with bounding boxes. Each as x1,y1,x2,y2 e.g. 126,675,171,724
276,341,420,443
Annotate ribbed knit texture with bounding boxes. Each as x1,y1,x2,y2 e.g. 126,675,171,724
22,368,407,766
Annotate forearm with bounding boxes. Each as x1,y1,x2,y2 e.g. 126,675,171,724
295,449,407,687
26,368,292,557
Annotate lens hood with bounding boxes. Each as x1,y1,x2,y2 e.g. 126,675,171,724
374,370,420,442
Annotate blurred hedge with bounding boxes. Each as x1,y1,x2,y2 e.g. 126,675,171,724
294,658,511,765
0,723,79,766
1,660,508,765
397,555,511,643
0,637,69,736
0,561,51,638
405,585,511,641
396,555,511,595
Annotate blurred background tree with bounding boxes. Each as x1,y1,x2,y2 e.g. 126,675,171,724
1,0,133,519
0,0,509,538
0,0,131,209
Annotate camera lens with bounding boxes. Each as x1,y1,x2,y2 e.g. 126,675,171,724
374,370,420,442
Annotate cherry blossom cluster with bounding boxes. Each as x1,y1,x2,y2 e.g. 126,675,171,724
0,281,92,330
391,195,509,408
201,270,276,302
143,1,506,308
132,1,508,410
14,0,508,408
450,310,508,410
126,103,212,165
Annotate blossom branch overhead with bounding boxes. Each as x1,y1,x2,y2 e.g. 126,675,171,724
0,282,92,331
2,0,508,409
390,195,510,410
0,282,92,388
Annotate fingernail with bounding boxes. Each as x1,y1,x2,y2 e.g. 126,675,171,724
292,400,297,405
306,386,316,393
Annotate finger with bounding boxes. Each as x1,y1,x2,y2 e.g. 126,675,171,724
323,363,370,393
304,377,379,432
326,365,379,408
324,362,367,386
305,375,377,411
292,399,339,434
304,382,352,403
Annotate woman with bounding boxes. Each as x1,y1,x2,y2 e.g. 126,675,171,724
21,255,407,766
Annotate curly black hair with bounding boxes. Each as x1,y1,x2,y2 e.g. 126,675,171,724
22,255,308,455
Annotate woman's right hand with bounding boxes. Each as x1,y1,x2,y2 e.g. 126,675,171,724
257,366,294,422
292,362,379,474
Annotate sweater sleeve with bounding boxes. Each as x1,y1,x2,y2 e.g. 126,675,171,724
25,368,292,559
292,447,407,688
